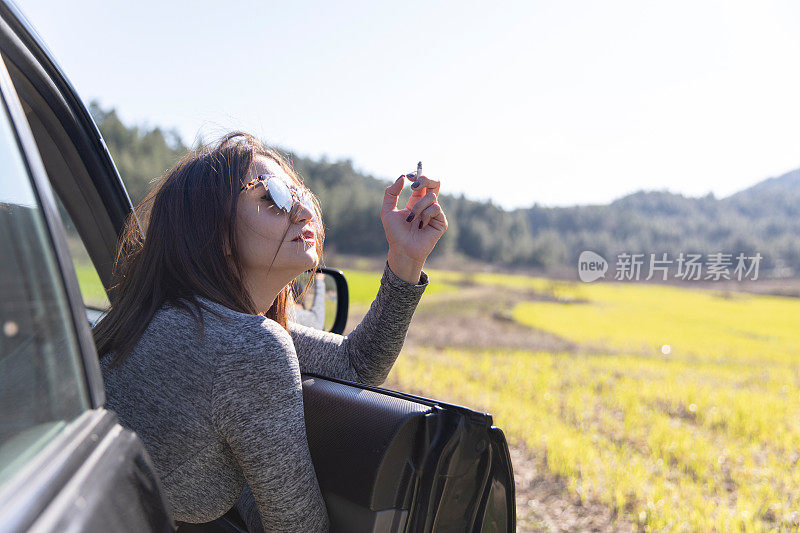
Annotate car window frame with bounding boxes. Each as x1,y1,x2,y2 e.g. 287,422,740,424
0,1,138,283
0,51,103,408
0,0,144,410
0,49,115,532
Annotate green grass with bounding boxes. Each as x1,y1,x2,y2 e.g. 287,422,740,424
343,268,457,306
387,274,800,531
513,280,800,364
73,262,108,309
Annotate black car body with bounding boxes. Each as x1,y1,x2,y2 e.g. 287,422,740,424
0,2,515,531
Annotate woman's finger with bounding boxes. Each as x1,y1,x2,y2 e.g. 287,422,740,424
418,202,444,230
405,191,437,223
431,207,448,232
405,174,440,196
382,176,405,216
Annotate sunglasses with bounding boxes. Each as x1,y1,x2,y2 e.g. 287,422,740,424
240,174,315,215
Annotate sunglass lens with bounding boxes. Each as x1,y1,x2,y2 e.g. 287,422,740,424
267,178,293,212
300,193,315,214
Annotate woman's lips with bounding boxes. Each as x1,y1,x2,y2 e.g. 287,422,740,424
291,229,315,242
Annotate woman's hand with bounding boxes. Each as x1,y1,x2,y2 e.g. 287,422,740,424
381,173,448,283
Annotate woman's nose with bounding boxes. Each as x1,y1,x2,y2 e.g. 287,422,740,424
290,200,314,224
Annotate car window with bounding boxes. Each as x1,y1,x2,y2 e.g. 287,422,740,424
53,195,110,310
0,98,90,487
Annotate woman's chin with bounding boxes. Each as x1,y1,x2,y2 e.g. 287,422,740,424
272,244,318,274
305,254,319,271
299,248,319,270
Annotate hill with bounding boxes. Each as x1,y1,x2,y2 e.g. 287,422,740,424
90,102,800,275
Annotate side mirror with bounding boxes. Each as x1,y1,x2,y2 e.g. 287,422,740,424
291,267,349,335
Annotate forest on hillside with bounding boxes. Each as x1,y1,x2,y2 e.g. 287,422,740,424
90,102,800,276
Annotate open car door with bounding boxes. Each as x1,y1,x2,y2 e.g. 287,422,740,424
297,375,515,532
0,2,516,530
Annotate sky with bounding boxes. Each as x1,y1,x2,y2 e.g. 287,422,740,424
14,0,800,209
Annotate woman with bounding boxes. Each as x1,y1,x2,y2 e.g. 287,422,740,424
94,132,447,532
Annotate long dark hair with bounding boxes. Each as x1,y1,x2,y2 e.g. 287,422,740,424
94,132,324,368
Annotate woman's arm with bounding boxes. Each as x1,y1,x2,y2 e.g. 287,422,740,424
290,171,444,385
212,319,329,532
290,261,427,385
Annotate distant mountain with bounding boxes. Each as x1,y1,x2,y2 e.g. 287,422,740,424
729,168,800,197
518,167,800,275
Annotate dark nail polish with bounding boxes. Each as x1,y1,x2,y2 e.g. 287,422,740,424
418,220,423,229
411,181,420,188
406,213,414,222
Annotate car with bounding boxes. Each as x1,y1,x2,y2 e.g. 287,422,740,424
0,1,515,531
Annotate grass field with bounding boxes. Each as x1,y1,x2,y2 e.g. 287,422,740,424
343,268,458,306
375,269,800,531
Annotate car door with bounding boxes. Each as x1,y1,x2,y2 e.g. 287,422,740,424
0,1,516,531
0,44,174,533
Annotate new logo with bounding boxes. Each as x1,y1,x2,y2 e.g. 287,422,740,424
578,251,608,282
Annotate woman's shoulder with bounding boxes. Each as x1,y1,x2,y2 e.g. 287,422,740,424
183,299,300,385
154,296,257,328
179,297,294,352
110,296,295,370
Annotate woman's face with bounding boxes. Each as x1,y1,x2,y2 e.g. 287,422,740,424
233,154,319,280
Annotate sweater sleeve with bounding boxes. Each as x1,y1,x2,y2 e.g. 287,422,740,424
212,318,329,532
289,261,428,386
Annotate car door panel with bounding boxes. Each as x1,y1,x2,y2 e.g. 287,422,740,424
1,410,173,533
301,375,515,532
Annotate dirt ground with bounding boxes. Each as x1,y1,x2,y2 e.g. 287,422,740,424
509,443,634,532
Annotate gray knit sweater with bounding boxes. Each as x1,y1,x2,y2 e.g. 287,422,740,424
99,263,428,532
